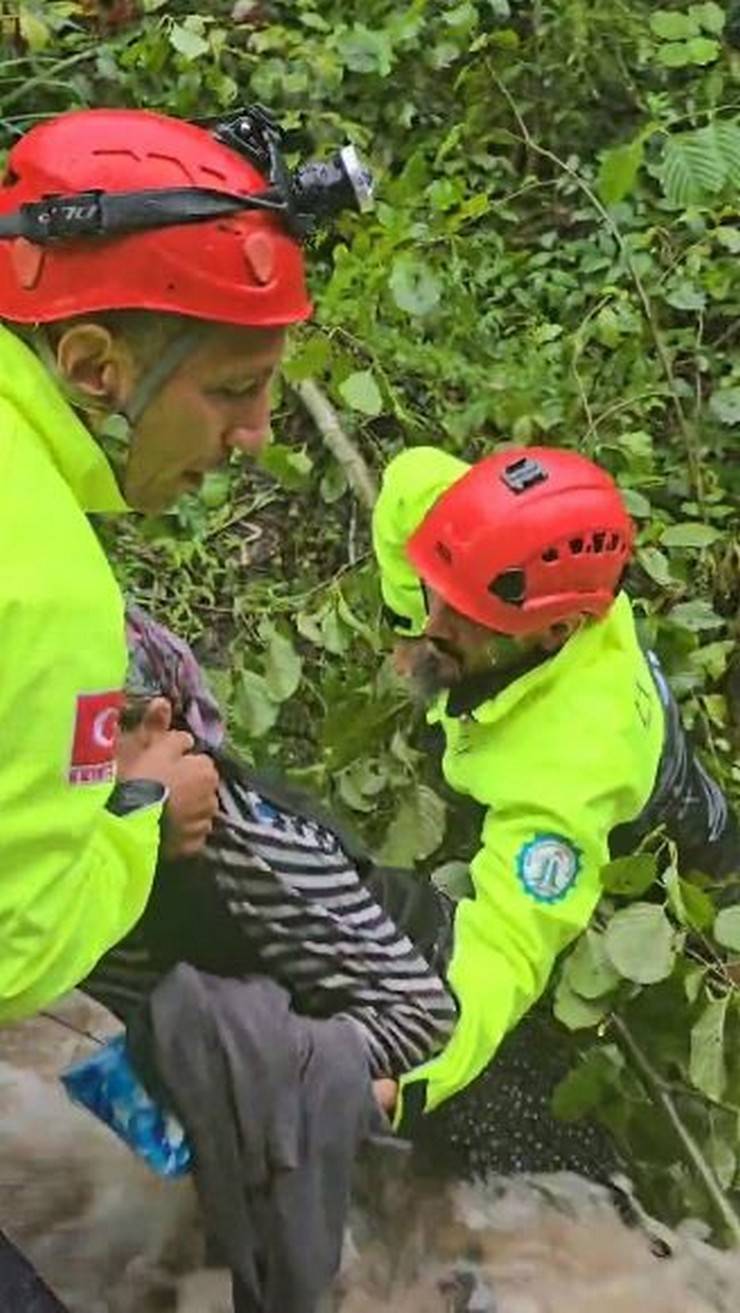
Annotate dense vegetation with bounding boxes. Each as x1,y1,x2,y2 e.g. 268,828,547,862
3,0,740,1239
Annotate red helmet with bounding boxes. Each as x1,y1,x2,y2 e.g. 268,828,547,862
407,446,634,636
0,108,311,326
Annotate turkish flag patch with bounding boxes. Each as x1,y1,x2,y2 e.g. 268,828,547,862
69,690,124,786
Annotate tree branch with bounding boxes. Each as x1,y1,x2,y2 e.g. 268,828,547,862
611,1013,740,1244
293,379,378,512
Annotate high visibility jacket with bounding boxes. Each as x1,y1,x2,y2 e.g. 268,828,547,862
372,447,667,1117
0,327,162,1022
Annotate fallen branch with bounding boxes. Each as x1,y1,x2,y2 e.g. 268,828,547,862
293,379,378,512
611,1013,740,1244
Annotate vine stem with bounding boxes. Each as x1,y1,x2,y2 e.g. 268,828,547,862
489,68,706,506
0,48,99,114
611,1013,740,1244
293,379,378,512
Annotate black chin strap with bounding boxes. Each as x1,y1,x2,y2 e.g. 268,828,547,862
0,184,293,245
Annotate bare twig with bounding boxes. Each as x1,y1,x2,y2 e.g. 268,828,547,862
489,69,706,505
293,379,378,512
611,1013,740,1243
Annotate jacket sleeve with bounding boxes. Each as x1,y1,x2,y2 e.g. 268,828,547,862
372,446,470,636
395,799,604,1121
0,588,164,1023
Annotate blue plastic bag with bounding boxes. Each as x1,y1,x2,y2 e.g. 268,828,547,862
62,1034,193,1178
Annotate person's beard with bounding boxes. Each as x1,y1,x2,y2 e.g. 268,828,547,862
403,638,465,705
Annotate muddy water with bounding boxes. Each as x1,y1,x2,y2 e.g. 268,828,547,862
1,996,739,1313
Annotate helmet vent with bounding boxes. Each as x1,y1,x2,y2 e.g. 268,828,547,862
488,569,525,606
569,537,584,555
542,547,559,563
2,168,18,188
435,540,453,565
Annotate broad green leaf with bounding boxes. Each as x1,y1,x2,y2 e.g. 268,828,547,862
169,22,210,59
715,225,740,253
378,784,447,865
665,867,715,931
637,546,676,587
320,463,348,504
605,904,677,984
19,7,50,50
651,10,699,40
552,1048,624,1120
661,132,725,207
713,122,740,184
600,853,658,897
598,137,645,205
431,860,473,901
264,628,302,702
389,255,441,316
690,996,728,1102
235,671,280,739
657,41,693,68
564,929,621,1000
685,36,721,64
554,977,609,1031
320,607,350,656
443,2,478,30
714,907,740,952
661,522,723,549
282,334,332,383
709,388,740,425
664,281,706,311
689,2,726,34
669,599,723,631
260,443,313,490
339,370,384,417
337,24,393,75
199,470,231,510
621,488,651,518
685,966,707,1004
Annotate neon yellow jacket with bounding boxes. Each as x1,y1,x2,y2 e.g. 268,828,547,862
0,327,162,1022
373,447,665,1116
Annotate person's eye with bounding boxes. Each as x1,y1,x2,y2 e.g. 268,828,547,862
210,378,262,401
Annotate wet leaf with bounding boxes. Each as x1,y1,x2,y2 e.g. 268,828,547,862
605,904,677,984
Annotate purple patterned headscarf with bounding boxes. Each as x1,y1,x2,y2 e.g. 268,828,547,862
124,604,224,750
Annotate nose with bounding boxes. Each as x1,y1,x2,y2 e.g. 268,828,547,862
225,425,269,456
224,386,272,456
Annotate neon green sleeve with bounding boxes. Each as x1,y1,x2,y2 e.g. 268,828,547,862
397,800,604,1116
372,446,470,636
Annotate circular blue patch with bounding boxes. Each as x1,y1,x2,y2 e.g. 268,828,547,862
516,833,582,904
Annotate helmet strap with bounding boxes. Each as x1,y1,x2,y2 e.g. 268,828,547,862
123,324,207,427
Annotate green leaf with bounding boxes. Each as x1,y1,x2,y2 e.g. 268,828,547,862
552,1048,624,1120
661,132,726,207
685,36,721,64
260,443,313,490
690,996,729,1102
637,546,676,588
690,2,726,34
264,628,302,702
19,7,50,50
336,24,393,75
564,929,621,1000
715,225,740,253
709,388,740,425
651,10,699,40
605,904,677,984
714,907,740,952
669,599,723,631
389,255,442,316
600,853,659,897
339,369,384,417
665,867,716,931
621,488,652,518
664,281,706,311
598,137,645,205
235,670,280,739
554,976,609,1031
713,122,740,184
661,522,723,548
431,860,473,901
169,22,210,59
657,41,693,68
378,784,447,865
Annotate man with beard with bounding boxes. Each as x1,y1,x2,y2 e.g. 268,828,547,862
372,444,739,1140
